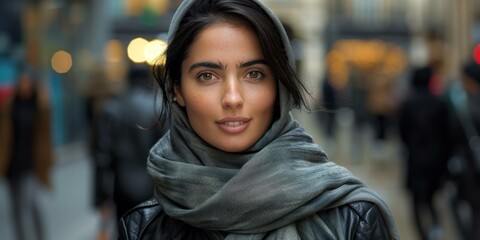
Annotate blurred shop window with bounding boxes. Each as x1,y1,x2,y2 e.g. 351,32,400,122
326,39,407,90
332,0,407,26
124,0,171,16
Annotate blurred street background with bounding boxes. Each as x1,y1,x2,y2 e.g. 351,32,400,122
1,0,480,239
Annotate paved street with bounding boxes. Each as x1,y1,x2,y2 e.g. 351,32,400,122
0,141,101,240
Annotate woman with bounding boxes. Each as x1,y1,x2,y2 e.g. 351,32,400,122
119,0,399,239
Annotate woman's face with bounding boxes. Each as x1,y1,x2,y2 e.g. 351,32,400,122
175,21,277,152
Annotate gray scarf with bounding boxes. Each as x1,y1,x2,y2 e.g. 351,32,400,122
147,0,399,238
147,104,399,239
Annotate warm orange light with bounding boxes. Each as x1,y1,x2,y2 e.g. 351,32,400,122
105,40,124,63
51,50,73,74
125,0,144,16
326,39,407,89
125,0,170,16
148,0,170,15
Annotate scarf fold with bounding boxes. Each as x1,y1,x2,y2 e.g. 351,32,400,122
147,104,399,239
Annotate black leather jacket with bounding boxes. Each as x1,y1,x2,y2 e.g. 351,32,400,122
119,198,391,240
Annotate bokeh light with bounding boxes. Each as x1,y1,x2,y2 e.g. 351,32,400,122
127,37,148,63
51,50,73,74
474,44,480,64
144,39,167,65
105,39,124,63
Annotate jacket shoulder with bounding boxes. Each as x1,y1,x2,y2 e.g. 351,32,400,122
118,198,163,240
340,201,391,239
118,198,216,240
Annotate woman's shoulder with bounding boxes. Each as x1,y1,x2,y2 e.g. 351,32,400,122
118,198,164,240
118,198,216,240
339,200,382,219
118,199,393,239
315,200,391,239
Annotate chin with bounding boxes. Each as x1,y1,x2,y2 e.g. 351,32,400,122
216,143,251,153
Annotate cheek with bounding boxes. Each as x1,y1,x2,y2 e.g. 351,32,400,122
262,94,277,120
183,91,216,116
251,86,277,111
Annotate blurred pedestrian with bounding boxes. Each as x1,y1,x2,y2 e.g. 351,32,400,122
365,70,398,162
424,31,446,96
0,67,53,240
447,59,480,240
321,73,338,141
118,0,399,239
398,66,451,240
80,65,123,167
93,66,167,237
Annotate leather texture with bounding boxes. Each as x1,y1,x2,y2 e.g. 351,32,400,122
119,198,391,240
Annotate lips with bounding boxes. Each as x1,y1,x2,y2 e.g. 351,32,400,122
216,117,251,133
224,121,244,126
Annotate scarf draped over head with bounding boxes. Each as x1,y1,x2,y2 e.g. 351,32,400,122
147,0,399,239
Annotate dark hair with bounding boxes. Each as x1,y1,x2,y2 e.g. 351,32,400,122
153,0,309,122
411,67,432,89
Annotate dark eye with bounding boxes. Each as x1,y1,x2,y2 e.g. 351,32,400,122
247,71,264,79
198,72,215,81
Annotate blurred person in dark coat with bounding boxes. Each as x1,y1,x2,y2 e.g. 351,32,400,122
93,66,168,228
321,74,338,140
447,59,480,240
0,67,53,240
398,66,451,240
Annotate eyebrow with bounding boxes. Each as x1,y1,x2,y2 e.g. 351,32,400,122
189,62,223,72
238,59,268,68
188,59,268,73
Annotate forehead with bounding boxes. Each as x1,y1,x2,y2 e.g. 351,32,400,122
186,21,263,61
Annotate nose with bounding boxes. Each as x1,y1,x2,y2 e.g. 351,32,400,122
222,77,244,109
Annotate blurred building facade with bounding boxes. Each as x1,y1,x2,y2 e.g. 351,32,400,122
264,0,480,98
0,0,178,147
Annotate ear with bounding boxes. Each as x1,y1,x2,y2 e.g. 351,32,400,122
174,85,186,107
